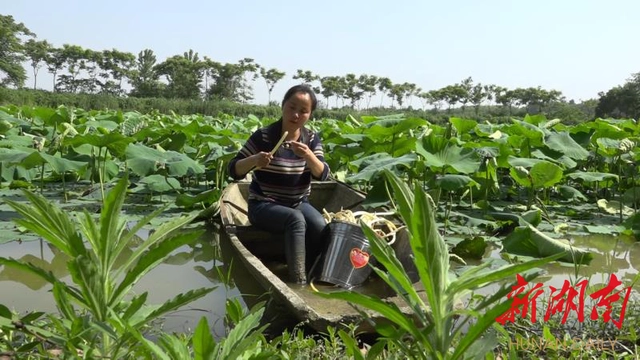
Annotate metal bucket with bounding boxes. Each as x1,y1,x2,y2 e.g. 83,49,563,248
310,220,373,289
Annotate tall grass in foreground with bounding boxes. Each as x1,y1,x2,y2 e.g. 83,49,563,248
0,174,270,358
315,170,567,359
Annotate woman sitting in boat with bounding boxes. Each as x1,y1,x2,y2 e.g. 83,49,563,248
228,84,330,284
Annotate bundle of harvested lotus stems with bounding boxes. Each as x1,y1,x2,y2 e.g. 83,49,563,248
321,208,405,245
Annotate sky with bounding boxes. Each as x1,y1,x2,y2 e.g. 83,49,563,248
5,0,640,106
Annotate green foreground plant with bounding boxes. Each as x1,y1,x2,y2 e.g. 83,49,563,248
0,174,216,357
316,170,567,359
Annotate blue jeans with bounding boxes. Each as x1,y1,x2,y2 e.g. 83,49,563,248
248,199,327,284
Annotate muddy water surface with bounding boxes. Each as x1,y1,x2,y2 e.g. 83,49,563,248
0,228,244,339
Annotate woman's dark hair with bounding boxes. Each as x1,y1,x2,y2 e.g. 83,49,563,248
281,84,318,112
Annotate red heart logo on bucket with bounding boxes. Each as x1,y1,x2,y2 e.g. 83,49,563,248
350,248,370,269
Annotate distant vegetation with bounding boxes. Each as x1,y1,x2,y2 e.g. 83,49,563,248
1,14,638,123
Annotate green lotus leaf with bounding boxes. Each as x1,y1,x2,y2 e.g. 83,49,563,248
417,144,480,174
530,161,563,188
435,174,479,192
450,117,477,135
544,132,589,160
346,153,417,182
502,224,593,264
567,171,618,182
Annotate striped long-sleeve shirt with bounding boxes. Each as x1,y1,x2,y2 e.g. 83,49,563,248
228,119,330,207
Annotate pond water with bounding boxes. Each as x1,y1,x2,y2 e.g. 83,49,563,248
530,234,640,286
0,223,638,338
454,232,640,327
0,225,246,339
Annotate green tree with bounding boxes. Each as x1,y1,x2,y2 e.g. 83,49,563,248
207,59,257,102
483,84,496,109
343,73,363,109
259,67,285,104
510,87,532,112
457,76,473,113
45,46,65,92
402,82,418,108
78,48,101,94
155,49,204,99
578,98,598,120
427,89,446,112
293,69,318,84
319,75,341,108
129,49,164,98
494,86,515,115
292,69,320,95
377,77,393,107
55,44,90,93
440,84,466,112
358,74,378,109
0,14,35,87
202,56,216,94
23,39,51,89
389,83,408,108
469,83,486,115
236,57,259,103
539,88,564,114
97,49,136,95
549,99,595,123
595,72,640,120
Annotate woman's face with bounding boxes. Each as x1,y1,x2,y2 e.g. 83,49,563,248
282,91,312,133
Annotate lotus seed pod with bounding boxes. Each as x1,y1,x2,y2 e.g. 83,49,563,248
33,137,46,151
619,139,635,153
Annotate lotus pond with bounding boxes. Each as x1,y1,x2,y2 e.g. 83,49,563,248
0,104,639,337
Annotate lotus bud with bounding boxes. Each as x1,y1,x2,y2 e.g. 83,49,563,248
0,120,13,133
61,122,79,136
543,119,562,129
514,166,529,178
347,114,361,127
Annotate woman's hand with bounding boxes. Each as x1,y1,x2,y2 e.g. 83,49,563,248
289,141,326,178
252,151,273,168
288,141,313,159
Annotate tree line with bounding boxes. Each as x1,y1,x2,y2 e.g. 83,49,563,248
595,73,640,120
0,13,637,120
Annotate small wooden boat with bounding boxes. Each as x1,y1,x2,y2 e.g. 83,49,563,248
218,179,421,334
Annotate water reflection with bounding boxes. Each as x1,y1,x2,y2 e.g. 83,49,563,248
0,241,69,290
535,234,640,289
